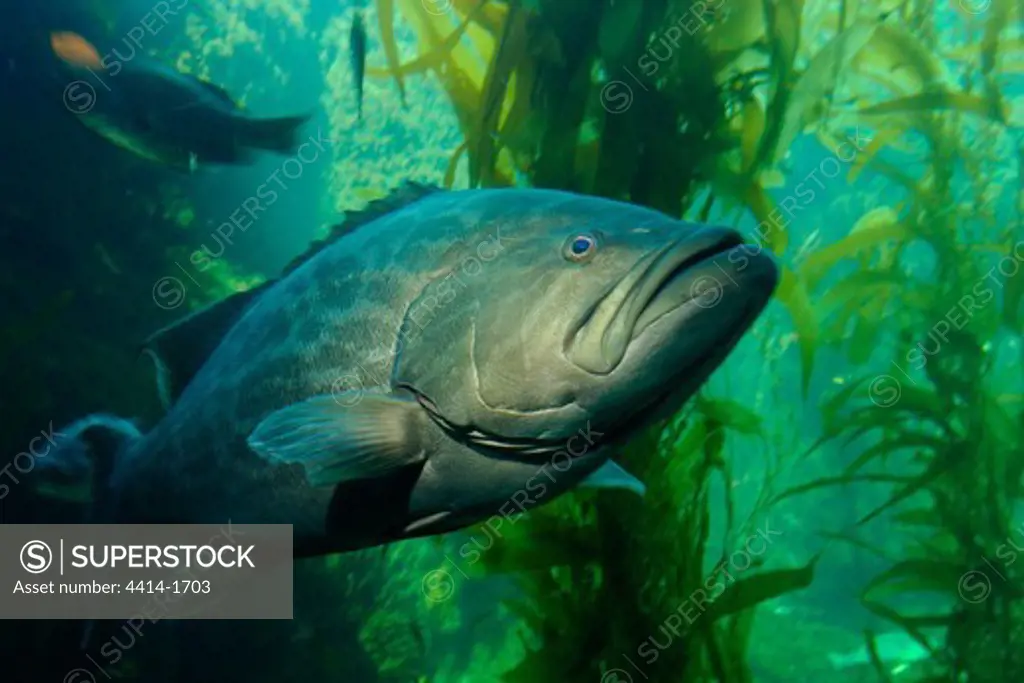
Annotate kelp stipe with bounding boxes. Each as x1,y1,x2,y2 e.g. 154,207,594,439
447,400,815,683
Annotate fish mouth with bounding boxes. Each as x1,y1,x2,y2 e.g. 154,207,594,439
568,228,777,375
629,229,777,342
596,233,778,439
630,229,746,341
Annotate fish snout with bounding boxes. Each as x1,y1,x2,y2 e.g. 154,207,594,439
630,227,778,342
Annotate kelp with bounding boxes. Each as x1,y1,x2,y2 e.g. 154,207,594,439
358,0,1024,681
758,6,1024,683
470,404,813,683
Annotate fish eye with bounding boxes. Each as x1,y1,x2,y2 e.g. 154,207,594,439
563,233,598,263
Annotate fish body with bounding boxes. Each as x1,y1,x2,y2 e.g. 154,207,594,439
350,10,366,120
51,32,309,169
42,186,777,557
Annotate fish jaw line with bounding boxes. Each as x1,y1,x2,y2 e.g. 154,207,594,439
564,229,768,376
603,297,760,440
597,242,778,436
630,240,779,344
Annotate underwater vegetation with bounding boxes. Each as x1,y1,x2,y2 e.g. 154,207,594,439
353,0,1023,681
0,0,1022,681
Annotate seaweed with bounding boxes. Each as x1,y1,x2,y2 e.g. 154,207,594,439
762,1,1024,680
373,0,1023,681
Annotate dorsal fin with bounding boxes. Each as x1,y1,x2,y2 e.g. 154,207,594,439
280,181,443,275
141,182,443,409
141,284,269,408
189,76,239,108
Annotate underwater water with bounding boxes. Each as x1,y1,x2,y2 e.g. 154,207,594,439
1,0,1023,681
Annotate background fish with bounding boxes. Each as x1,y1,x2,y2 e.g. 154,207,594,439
36,184,777,557
350,9,366,120
50,31,311,170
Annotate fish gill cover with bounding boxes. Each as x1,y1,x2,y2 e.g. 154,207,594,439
0,0,1022,681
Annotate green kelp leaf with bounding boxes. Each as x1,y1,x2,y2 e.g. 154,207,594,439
703,417,727,466
444,142,468,189
860,601,946,663
892,507,941,529
376,0,407,106
366,2,484,78
703,627,738,683
818,269,906,312
860,559,965,599
767,472,909,507
744,181,789,254
776,266,817,396
859,91,1008,124
800,220,910,288
1000,265,1023,332
756,0,803,170
843,433,945,476
863,630,894,683
879,384,946,421
980,0,1015,79
817,529,894,561
819,376,873,425
710,424,737,540
983,391,1024,452
696,397,764,436
471,5,528,187
671,419,723,470
815,274,905,317
769,16,876,164
855,448,959,528
705,556,819,623
597,0,643,65
820,297,862,346
847,315,881,365
819,383,946,444
482,531,599,574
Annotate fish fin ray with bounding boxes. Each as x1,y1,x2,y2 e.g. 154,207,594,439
280,182,443,276
403,511,451,534
140,285,269,407
247,393,427,486
141,185,440,407
578,460,646,496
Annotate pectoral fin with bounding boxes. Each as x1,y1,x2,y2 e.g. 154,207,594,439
578,460,646,497
247,392,427,487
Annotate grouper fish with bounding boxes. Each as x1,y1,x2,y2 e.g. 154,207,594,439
39,184,778,557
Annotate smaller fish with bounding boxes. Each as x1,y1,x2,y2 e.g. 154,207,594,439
350,10,366,120
49,31,311,170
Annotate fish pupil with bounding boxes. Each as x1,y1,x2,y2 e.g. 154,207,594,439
572,237,592,254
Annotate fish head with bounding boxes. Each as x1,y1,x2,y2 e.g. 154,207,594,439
393,189,779,453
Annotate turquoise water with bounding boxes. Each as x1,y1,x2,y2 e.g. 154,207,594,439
0,0,1022,682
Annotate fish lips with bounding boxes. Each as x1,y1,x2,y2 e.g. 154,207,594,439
629,230,779,345
590,230,778,436
570,228,778,376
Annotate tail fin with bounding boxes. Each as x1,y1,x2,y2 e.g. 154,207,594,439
235,114,311,154
34,415,141,504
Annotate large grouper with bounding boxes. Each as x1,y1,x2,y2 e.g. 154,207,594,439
39,184,779,557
